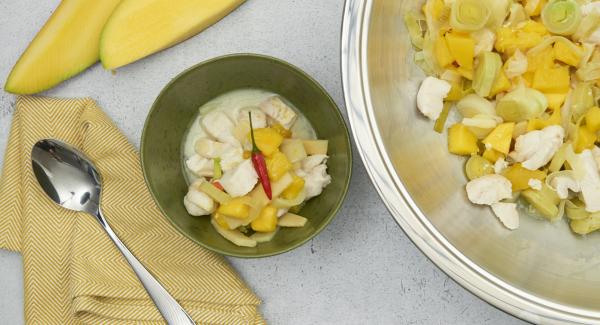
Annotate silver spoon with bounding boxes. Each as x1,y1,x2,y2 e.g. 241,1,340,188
31,139,195,325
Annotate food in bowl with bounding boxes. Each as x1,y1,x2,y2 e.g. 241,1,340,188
404,0,600,234
181,88,331,247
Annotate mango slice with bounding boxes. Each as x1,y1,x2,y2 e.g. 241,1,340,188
4,0,122,94
100,0,245,69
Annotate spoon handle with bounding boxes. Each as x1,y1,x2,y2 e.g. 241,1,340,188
95,209,196,325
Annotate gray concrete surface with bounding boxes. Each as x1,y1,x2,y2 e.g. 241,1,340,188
0,1,525,324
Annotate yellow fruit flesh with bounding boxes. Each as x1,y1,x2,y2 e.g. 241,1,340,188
265,151,292,181
4,0,122,94
100,0,245,69
445,32,474,70
251,206,278,233
502,164,546,191
483,123,515,155
585,107,600,133
251,128,283,157
448,124,479,156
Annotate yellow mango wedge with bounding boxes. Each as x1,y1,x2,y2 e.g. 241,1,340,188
100,0,245,69
4,0,122,94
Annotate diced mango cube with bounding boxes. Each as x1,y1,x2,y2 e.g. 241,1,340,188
554,42,581,67
495,27,543,55
527,109,561,131
435,35,454,68
482,148,505,163
265,150,292,181
454,66,473,80
483,123,515,155
585,106,600,133
521,20,548,35
445,32,474,70
213,213,230,229
217,197,251,219
252,128,283,157
574,126,598,153
532,67,570,94
271,122,292,138
251,205,278,232
545,93,568,111
489,70,511,98
527,47,555,73
448,124,479,156
502,163,547,191
282,175,305,200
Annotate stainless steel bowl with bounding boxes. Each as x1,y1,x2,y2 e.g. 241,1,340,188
342,1,600,323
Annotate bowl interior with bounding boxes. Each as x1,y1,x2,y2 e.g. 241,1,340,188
366,0,600,313
141,54,351,257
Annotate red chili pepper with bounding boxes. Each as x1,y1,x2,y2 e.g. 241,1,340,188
248,112,272,199
212,180,224,191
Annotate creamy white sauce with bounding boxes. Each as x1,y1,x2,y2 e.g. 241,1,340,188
182,88,316,183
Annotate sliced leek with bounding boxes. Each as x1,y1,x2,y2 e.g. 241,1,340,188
450,0,491,32
496,86,548,122
541,0,582,36
472,52,502,97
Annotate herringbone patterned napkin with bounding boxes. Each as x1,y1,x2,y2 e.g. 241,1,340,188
0,97,264,324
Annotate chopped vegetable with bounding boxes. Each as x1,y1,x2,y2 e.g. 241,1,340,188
541,0,582,36
449,0,491,32
211,217,256,247
433,102,452,133
271,173,294,198
465,155,494,180
280,139,308,163
521,183,561,220
570,82,595,121
496,86,547,122
302,140,328,155
249,112,273,199
473,51,502,97
278,213,308,228
213,158,222,179
199,181,232,205
250,228,279,243
404,11,427,49
456,94,496,117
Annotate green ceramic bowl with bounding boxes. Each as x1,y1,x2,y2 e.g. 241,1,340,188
141,54,352,258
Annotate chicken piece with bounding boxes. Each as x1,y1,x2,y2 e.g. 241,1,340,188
592,146,600,170
494,158,509,174
259,96,298,129
200,111,238,144
528,179,542,191
301,154,328,172
466,174,513,205
185,154,213,177
219,159,258,197
510,125,565,170
491,202,519,230
195,138,226,158
416,76,451,120
183,181,215,216
550,175,580,199
303,164,332,200
238,106,267,128
219,144,244,171
578,150,600,212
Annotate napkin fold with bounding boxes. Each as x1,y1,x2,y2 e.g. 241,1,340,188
0,97,264,324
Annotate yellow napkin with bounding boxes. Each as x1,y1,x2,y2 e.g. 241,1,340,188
0,97,264,324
